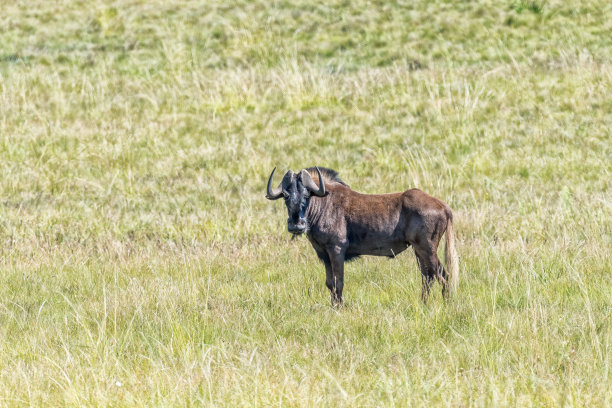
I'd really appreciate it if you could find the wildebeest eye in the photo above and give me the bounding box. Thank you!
[282,191,289,199]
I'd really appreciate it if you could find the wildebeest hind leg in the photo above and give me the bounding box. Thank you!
[414,246,443,303]
[438,263,449,300]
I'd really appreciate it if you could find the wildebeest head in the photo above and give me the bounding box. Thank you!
[266,167,326,235]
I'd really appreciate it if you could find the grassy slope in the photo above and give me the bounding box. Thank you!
[0,0,611,406]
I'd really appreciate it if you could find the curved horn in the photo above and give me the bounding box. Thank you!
[265,167,284,200]
[301,167,326,197]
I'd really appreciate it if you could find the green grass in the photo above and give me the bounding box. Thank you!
[0,0,611,406]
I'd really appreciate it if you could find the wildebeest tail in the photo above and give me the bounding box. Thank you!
[444,213,459,293]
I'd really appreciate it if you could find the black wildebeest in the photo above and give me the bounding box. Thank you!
[265,167,458,306]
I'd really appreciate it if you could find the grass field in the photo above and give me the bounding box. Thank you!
[1,0,611,406]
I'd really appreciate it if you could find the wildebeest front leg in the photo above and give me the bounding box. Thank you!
[323,262,338,306]
[326,246,346,307]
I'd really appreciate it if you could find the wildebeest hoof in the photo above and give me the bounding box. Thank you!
[331,296,343,308]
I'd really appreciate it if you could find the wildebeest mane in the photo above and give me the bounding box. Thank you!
[305,167,349,187]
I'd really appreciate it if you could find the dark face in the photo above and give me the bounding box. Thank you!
[282,172,311,235]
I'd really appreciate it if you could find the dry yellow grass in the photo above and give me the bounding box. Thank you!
[0,0,610,406]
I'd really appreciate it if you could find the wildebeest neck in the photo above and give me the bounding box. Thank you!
[304,182,344,229]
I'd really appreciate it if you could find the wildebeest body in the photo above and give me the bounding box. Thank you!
[266,167,458,305]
